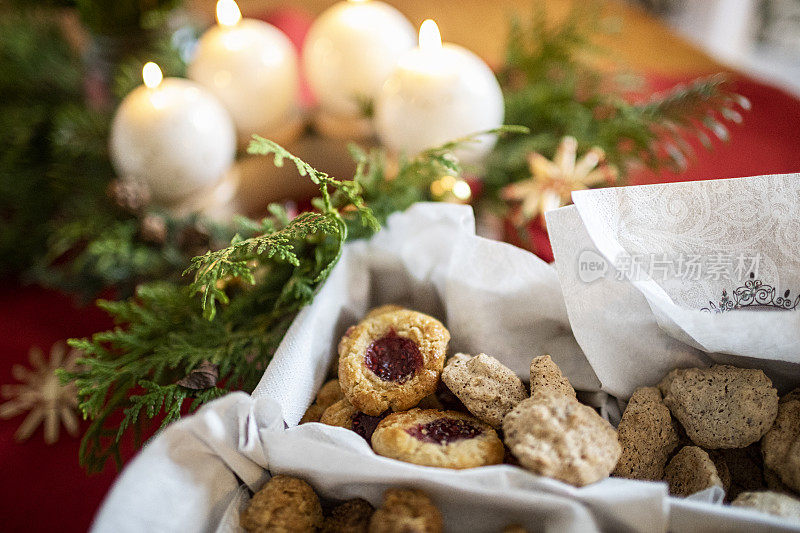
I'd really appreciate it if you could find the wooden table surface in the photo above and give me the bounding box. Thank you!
[187,0,728,76]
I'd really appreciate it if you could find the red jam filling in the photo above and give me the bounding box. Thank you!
[405,417,482,445]
[364,331,423,383]
[351,411,386,441]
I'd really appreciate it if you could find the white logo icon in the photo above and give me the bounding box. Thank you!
[577,250,608,283]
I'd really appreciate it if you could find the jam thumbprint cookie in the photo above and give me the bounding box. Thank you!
[371,409,504,469]
[320,398,388,441]
[339,309,449,416]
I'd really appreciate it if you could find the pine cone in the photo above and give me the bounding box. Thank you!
[139,214,167,244]
[178,222,212,258]
[107,179,151,213]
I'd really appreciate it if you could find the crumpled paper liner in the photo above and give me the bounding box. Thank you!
[92,202,800,533]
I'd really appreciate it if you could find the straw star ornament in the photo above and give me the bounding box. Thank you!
[501,136,618,225]
[0,343,81,444]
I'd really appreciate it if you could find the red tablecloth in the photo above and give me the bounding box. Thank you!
[1,73,799,533]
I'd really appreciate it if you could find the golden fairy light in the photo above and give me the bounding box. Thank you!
[0,343,81,444]
[431,175,472,203]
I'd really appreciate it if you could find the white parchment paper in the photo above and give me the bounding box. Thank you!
[92,202,800,533]
[547,173,800,398]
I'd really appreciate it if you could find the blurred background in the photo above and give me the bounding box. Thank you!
[631,0,800,96]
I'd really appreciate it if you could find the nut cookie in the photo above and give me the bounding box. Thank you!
[321,498,375,533]
[441,353,528,428]
[240,475,323,532]
[371,409,504,469]
[317,379,344,409]
[339,309,450,415]
[664,446,724,497]
[529,355,576,399]
[320,398,387,441]
[708,450,732,494]
[613,387,680,481]
[369,488,443,533]
[765,467,797,495]
[732,491,800,521]
[365,304,405,319]
[762,388,800,493]
[719,444,767,499]
[300,403,326,424]
[503,395,621,486]
[658,365,778,449]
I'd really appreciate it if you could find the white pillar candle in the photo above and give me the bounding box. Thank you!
[375,20,504,164]
[109,62,236,204]
[188,0,300,143]
[303,0,415,119]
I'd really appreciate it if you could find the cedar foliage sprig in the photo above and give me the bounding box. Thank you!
[486,3,750,192]
[65,129,526,473]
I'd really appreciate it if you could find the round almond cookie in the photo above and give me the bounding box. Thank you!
[441,353,527,428]
[613,387,680,481]
[732,491,800,521]
[316,379,344,409]
[369,488,443,533]
[371,408,504,469]
[240,475,323,532]
[321,498,375,533]
[339,309,450,415]
[664,446,724,497]
[503,395,621,486]
[658,365,778,449]
[762,388,800,493]
[320,398,387,441]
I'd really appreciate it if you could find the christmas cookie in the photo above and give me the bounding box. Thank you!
[441,352,528,428]
[300,379,345,424]
[664,446,724,497]
[369,488,443,533]
[240,475,323,532]
[719,445,767,499]
[320,398,387,441]
[503,394,621,486]
[338,309,449,415]
[708,451,732,494]
[321,498,375,533]
[300,403,326,424]
[365,304,405,319]
[765,467,796,495]
[317,379,344,409]
[658,365,778,449]
[761,388,800,493]
[732,491,800,521]
[613,387,680,481]
[371,408,504,469]
[529,355,576,399]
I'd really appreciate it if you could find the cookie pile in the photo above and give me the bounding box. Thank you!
[240,474,443,533]
[290,305,800,525]
[613,364,800,521]
[301,305,621,485]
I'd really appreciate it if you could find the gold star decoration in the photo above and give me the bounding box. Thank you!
[501,136,618,225]
[0,343,81,444]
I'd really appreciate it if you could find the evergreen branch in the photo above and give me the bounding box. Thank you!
[487,3,749,193]
[185,211,338,320]
[67,132,490,473]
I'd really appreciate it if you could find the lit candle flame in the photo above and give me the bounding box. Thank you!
[419,19,442,51]
[142,62,163,89]
[216,0,242,27]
